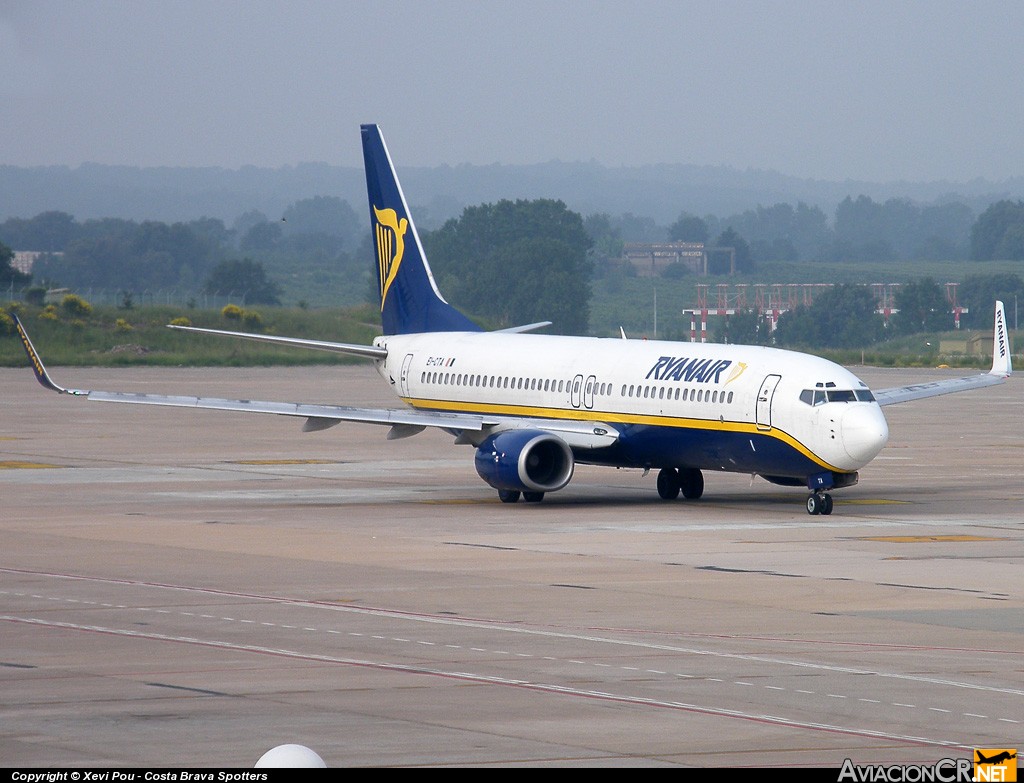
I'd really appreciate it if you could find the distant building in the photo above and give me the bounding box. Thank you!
[12,250,60,274]
[940,333,991,357]
[622,242,735,276]
[623,242,706,276]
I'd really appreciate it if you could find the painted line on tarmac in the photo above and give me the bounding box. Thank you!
[0,614,974,754]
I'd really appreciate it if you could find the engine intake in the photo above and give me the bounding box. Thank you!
[474,430,574,493]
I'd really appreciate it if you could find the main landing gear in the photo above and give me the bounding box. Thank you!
[497,489,545,503]
[656,467,704,501]
[806,491,834,516]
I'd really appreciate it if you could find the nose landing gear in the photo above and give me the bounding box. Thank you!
[806,491,833,516]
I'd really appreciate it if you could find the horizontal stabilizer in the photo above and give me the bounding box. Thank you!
[495,321,552,334]
[167,324,387,359]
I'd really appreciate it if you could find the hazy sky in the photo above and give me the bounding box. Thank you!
[3,1,1023,183]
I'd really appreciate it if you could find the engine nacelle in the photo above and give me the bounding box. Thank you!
[474,430,575,493]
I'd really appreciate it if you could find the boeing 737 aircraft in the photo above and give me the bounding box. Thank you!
[14,125,1013,515]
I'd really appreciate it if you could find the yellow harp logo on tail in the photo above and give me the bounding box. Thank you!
[373,206,408,310]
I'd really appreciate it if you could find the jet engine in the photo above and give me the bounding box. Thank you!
[474,430,575,493]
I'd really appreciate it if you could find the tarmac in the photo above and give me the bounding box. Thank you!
[1,363,1021,768]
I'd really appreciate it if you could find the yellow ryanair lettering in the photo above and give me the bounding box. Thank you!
[373,206,408,310]
[16,321,46,379]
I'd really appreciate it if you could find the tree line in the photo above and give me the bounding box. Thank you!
[586,197,1024,268]
[0,196,367,306]
[716,275,1023,349]
[4,191,1024,341]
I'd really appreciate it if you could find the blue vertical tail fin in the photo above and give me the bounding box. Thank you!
[361,124,480,336]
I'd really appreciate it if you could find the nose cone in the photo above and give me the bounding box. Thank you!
[841,404,889,465]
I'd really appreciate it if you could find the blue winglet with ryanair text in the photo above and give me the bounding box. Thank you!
[12,313,87,395]
[361,124,481,336]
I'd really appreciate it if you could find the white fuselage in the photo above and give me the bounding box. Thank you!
[372,331,889,481]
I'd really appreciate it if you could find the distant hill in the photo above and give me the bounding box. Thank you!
[2,160,1023,228]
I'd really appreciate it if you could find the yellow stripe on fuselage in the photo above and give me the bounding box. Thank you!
[400,396,845,474]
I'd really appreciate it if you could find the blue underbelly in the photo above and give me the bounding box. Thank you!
[577,422,825,478]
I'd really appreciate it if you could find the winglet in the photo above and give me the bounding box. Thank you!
[12,314,88,395]
[990,300,1012,377]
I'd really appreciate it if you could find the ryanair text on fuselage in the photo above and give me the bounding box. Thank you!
[645,356,734,384]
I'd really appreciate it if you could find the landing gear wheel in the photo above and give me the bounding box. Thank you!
[806,493,821,515]
[821,493,834,516]
[523,491,545,503]
[498,489,521,504]
[679,468,704,500]
[806,491,834,515]
[657,468,681,500]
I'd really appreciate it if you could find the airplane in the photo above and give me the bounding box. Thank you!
[975,751,1016,765]
[12,124,1014,515]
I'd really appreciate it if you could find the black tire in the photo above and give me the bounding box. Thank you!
[523,491,545,503]
[806,494,821,515]
[498,489,521,504]
[656,468,681,500]
[680,468,704,500]
[821,493,834,515]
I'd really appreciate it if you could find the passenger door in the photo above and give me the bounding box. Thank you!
[756,374,781,431]
[400,353,414,397]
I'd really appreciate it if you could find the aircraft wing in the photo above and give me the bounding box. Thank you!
[13,314,619,448]
[873,301,1012,406]
[873,372,1007,406]
[14,314,480,434]
[83,390,488,434]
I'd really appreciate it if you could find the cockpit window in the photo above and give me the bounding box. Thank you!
[801,388,874,405]
[799,389,828,406]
